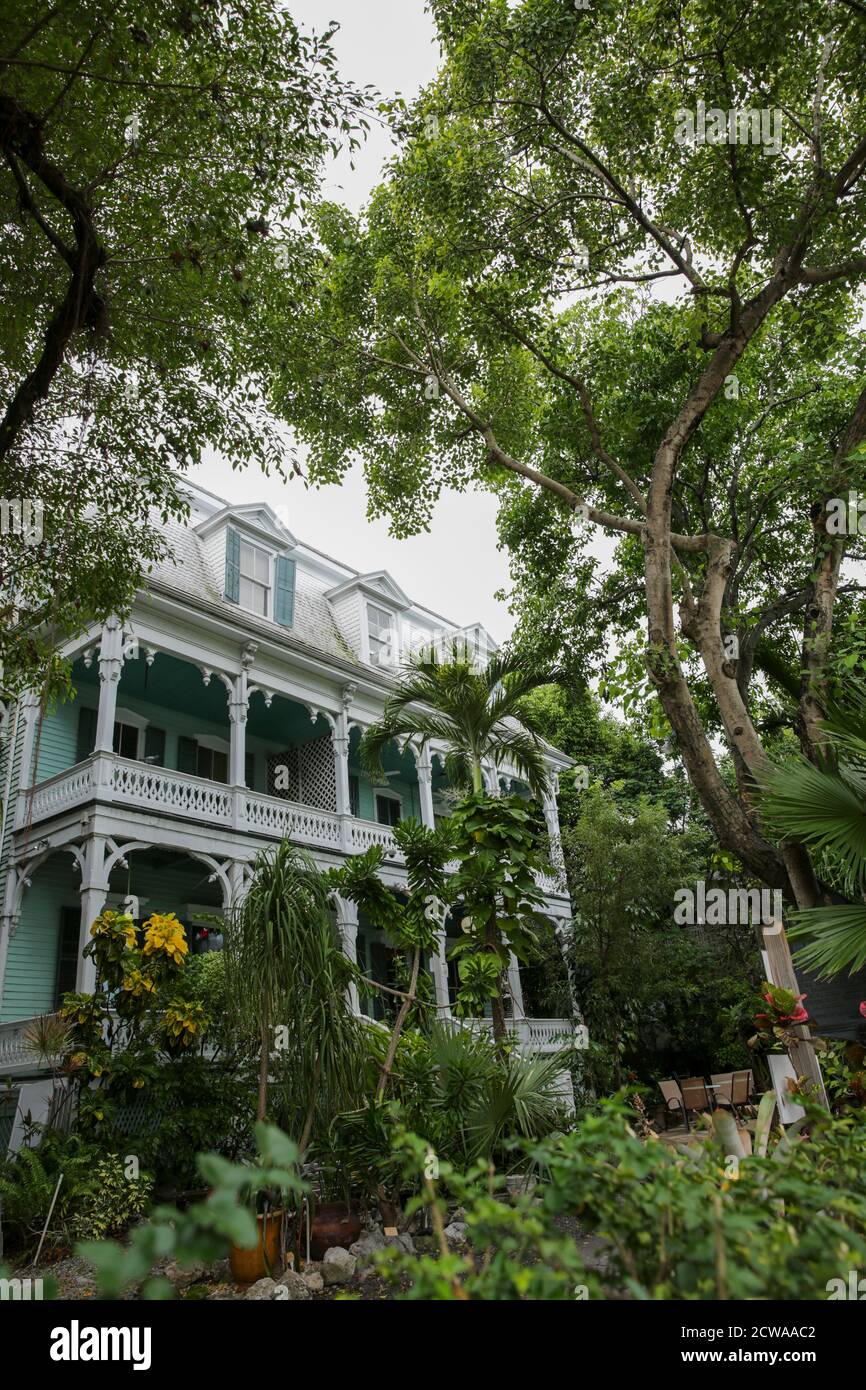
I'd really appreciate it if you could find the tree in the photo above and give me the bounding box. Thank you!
[360,646,562,798]
[0,1,367,698]
[224,841,361,1137]
[326,819,454,1097]
[280,0,866,1098]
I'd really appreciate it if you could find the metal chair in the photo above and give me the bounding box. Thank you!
[709,1072,734,1106]
[658,1079,688,1130]
[730,1069,753,1109]
[679,1076,713,1118]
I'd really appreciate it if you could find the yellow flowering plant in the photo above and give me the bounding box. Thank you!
[142,912,189,969]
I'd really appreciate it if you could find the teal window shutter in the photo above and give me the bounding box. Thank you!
[177,736,198,775]
[76,705,97,761]
[225,526,240,603]
[144,726,166,767]
[275,553,296,627]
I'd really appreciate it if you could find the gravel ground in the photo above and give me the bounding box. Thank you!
[21,1216,613,1302]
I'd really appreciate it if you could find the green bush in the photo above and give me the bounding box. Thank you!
[67,1155,153,1242]
[373,1099,866,1300]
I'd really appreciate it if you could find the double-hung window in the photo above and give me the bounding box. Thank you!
[368,603,395,667]
[239,540,270,616]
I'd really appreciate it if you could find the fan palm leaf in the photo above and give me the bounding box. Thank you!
[360,647,563,799]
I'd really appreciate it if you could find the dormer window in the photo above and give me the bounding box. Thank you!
[223,524,296,627]
[239,539,270,617]
[368,603,396,667]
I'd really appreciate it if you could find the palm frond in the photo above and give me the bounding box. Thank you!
[788,903,866,978]
[759,756,866,886]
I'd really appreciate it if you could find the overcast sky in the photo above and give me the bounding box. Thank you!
[198,1,518,639]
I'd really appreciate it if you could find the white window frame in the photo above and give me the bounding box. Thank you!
[375,790,402,827]
[113,707,150,762]
[238,537,273,618]
[366,602,399,668]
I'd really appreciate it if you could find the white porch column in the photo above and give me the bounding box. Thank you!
[94,616,124,754]
[77,835,110,992]
[335,895,360,1015]
[229,670,249,786]
[507,952,525,1021]
[542,774,564,872]
[416,750,451,1016]
[333,689,355,852]
[0,863,27,1008]
[17,689,42,791]
[415,749,435,828]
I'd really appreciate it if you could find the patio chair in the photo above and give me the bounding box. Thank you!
[709,1072,734,1106]
[658,1079,688,1131]
[679,1076,713,1116]
[730,1069,753,1109]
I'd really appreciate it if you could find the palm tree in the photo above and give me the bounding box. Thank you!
[360,645,562,798]
[224,841,363,1142]
[758,686,866,977]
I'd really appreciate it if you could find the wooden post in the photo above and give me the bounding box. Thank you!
[763,920,829,1109]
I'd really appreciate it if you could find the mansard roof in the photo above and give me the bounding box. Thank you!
[326,569,412,610]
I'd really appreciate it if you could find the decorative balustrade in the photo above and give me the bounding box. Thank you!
[0,1016,37,1073]
[467,1018,587,1054]
[15,755,568,900]
[244,792,343,849]
[112,759,234,823]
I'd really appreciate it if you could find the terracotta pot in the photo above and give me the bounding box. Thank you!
[306,1202,362,1261]
[229,1209,284,1285]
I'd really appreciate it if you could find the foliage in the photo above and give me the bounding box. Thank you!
[0,1131,150,1257]
[447,793,551,1036]
[325,819,454,1097]
[374,1099,866,1300]
[556,787,754,1088]
[360,646,562,798]
[77,1123,305,1300]
[0,0,368,698]
[223,840,364,1139]
[66,1155,153,1243]
[326,1022,569,1209]
[751,982,812,1053]
[280,0,866,937]
[57,908,254,1189]
[759,685,866,976]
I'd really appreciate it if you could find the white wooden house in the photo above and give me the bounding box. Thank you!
[0,481,577,1123]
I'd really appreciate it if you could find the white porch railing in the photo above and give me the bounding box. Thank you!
[0,1016,37,1075]
[467,1018,587,1054]
[14,755,568,898]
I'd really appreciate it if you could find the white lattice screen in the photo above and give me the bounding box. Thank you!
[266,738,336,812]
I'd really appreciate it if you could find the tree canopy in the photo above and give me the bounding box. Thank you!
[0,0,368,697]
[279,0,866,928]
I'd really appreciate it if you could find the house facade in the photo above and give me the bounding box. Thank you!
[0,481,576,1095]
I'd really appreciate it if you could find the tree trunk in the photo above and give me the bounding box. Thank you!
[257,1009,270,1122]
[376,947,421,1100]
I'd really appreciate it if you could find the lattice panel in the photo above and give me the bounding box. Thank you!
[298,736,337,812]
[267,748,300,801]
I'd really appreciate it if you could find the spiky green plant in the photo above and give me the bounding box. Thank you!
[758,686,866,976]
[223,841,363,1145]
[360,645,563,798]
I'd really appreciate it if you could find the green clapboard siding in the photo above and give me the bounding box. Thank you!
[0,857,80,1023]
[36,696,83,781]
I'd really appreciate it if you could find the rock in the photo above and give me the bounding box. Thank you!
[245,1277,278,1300]
[301,1270,324,1295]
[275,1269,312,1301]
[322,1246,357,1286]
[412,1234,437,1254]
[449,1206,468,1223]
[443,1222,469,1247]
[384,1231,415,1254]
[350,1228,387,1264]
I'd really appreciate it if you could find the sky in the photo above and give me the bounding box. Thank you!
[198,1,519,639]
